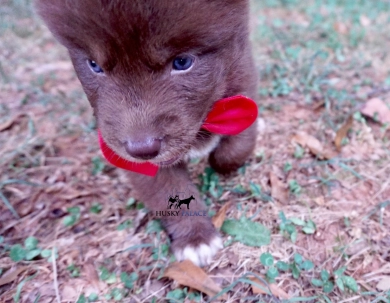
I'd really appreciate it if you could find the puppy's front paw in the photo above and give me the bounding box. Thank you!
[174,236,223,266]
[167,219,223,266]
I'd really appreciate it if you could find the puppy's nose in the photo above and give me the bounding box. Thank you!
[124,137,161,160]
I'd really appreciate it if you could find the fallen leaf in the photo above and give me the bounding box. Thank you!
[212,202,231,229]
[62,285,79,301]
[334,115,353,151]
[313,196,325,206]
[313,100,325,112]
[361,98,390,124]
[269,171,288,204]
[0,114,26,132]
[376,276,390,291]
[58,190,92,200]
[334,22,348,34]
[83,262,102,290]
[218,190,230,201]
[45,182,66,193]
[163,260,222,297]
[249,277,290,299]
[292,132,322,153]
[0,266,29,286]
[292,132,335,160]
[345,239,369,256]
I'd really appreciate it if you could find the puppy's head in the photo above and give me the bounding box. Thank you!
[35,0,250,165]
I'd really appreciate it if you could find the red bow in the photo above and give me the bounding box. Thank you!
[98,95,257,177]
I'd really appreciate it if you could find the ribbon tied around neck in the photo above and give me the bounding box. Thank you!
[98,95,258,177]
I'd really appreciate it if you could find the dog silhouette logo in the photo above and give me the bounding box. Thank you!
[167,195,195,209]
[155,189,205,217]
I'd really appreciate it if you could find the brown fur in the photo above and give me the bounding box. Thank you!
[35,0,258,263]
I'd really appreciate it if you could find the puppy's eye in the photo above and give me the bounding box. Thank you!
[172,56,193,71]
[87,60,104,74]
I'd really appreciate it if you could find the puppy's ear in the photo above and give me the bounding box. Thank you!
[34,0,85,49]
[34,0,67,46]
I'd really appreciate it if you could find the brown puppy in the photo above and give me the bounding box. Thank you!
[35,0,258,266]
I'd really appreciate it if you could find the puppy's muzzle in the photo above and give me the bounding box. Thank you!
[124,137,162,160]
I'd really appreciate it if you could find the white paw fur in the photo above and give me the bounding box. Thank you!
[174,236,223,267]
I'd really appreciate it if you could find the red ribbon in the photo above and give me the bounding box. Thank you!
[98,95,257,177]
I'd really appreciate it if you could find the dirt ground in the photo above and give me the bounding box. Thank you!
[0,1,389,302]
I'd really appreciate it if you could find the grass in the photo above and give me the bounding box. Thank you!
[0,0,390,302]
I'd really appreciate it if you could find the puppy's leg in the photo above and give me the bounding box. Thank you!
[209,121,257,174]
[129,163,222,266]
